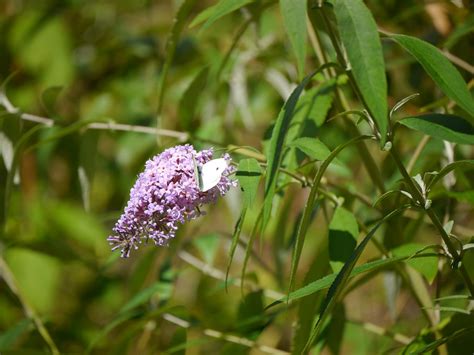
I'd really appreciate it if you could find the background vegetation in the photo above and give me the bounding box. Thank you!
[1,0,473,353]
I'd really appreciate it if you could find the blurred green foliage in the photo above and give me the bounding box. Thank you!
[0,0,473,354]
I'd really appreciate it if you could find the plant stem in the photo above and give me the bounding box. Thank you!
[390,149,474,297]
[406,135,430,174]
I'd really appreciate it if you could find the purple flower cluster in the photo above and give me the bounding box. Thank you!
[108,144,235,257]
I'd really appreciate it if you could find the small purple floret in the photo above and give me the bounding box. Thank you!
[108,144,236,257]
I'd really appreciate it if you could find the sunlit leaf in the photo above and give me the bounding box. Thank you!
[392,243,438,284]
[194,233,220,265]
[263,64,337,233]
[328,207,358,272]
[5,248,61,314]
[280,0,307,80]
[120,282,173,314]
[288,135,372,298]
[236,158,262,208]
[332,0,388,144]
[392,34,474,120]
[190,0,255,29]
[288,137,332,161]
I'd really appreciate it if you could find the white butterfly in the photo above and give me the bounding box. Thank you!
[193,157,228,192]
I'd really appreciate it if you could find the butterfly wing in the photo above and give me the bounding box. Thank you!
[192,155,204,190]
[200,158,227,192]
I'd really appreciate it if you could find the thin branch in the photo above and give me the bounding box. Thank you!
[0,92,189,140]
[406,135,431,174]
[442,50,474,75]
[162,312,290,354]
[347,319,413,345]
[177,251,284,301]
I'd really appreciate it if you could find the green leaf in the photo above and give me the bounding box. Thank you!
[157,0,197,136]
[325,303,346,355]
[47,202,109,255]
[303,207,407,352]
[444,16,474,49]
[5,248,61,314]
[399,114,474,145]
[236,158,262,208]
[292,247,329,354]
[226,207,247,288]
[427,160,474,189]
[287,135,372,298]
[288,137,332,161]
[268,245,435,308]
[263,64,336,232]
[40,86,63,118]
[408,327,474,354]
[236,290,266,335]
[308,91,334,127]
[328,207,358,273]
[190,0,254,29]
[280,0,307,80]
[0,318,32,350]
[392,243,438,284]
[120,282,172,314]
[447,190,474,205]
[240,208,262,291]
[11,14,75,87]
[178,67,209,131]
[167,328,187,355]
[194,233,220,264]
[333,0,388,144]
[391,34,474,120]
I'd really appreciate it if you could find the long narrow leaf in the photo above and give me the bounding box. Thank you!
[303,206,409,352]
[190,0,254,29]
[427,160,474,190]
[263,63,338,233]
[399,114,474,145]
[288,135,373,297]
[391,34,474,121]
[332,0,388,144]
[267,249,439,309]
[410,327,474,354]
[280,0,307,80]
[226,207,247,290]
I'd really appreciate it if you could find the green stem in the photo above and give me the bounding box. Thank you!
[390,149,474,298]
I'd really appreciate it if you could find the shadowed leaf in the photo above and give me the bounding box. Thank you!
[399,114,474,145]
